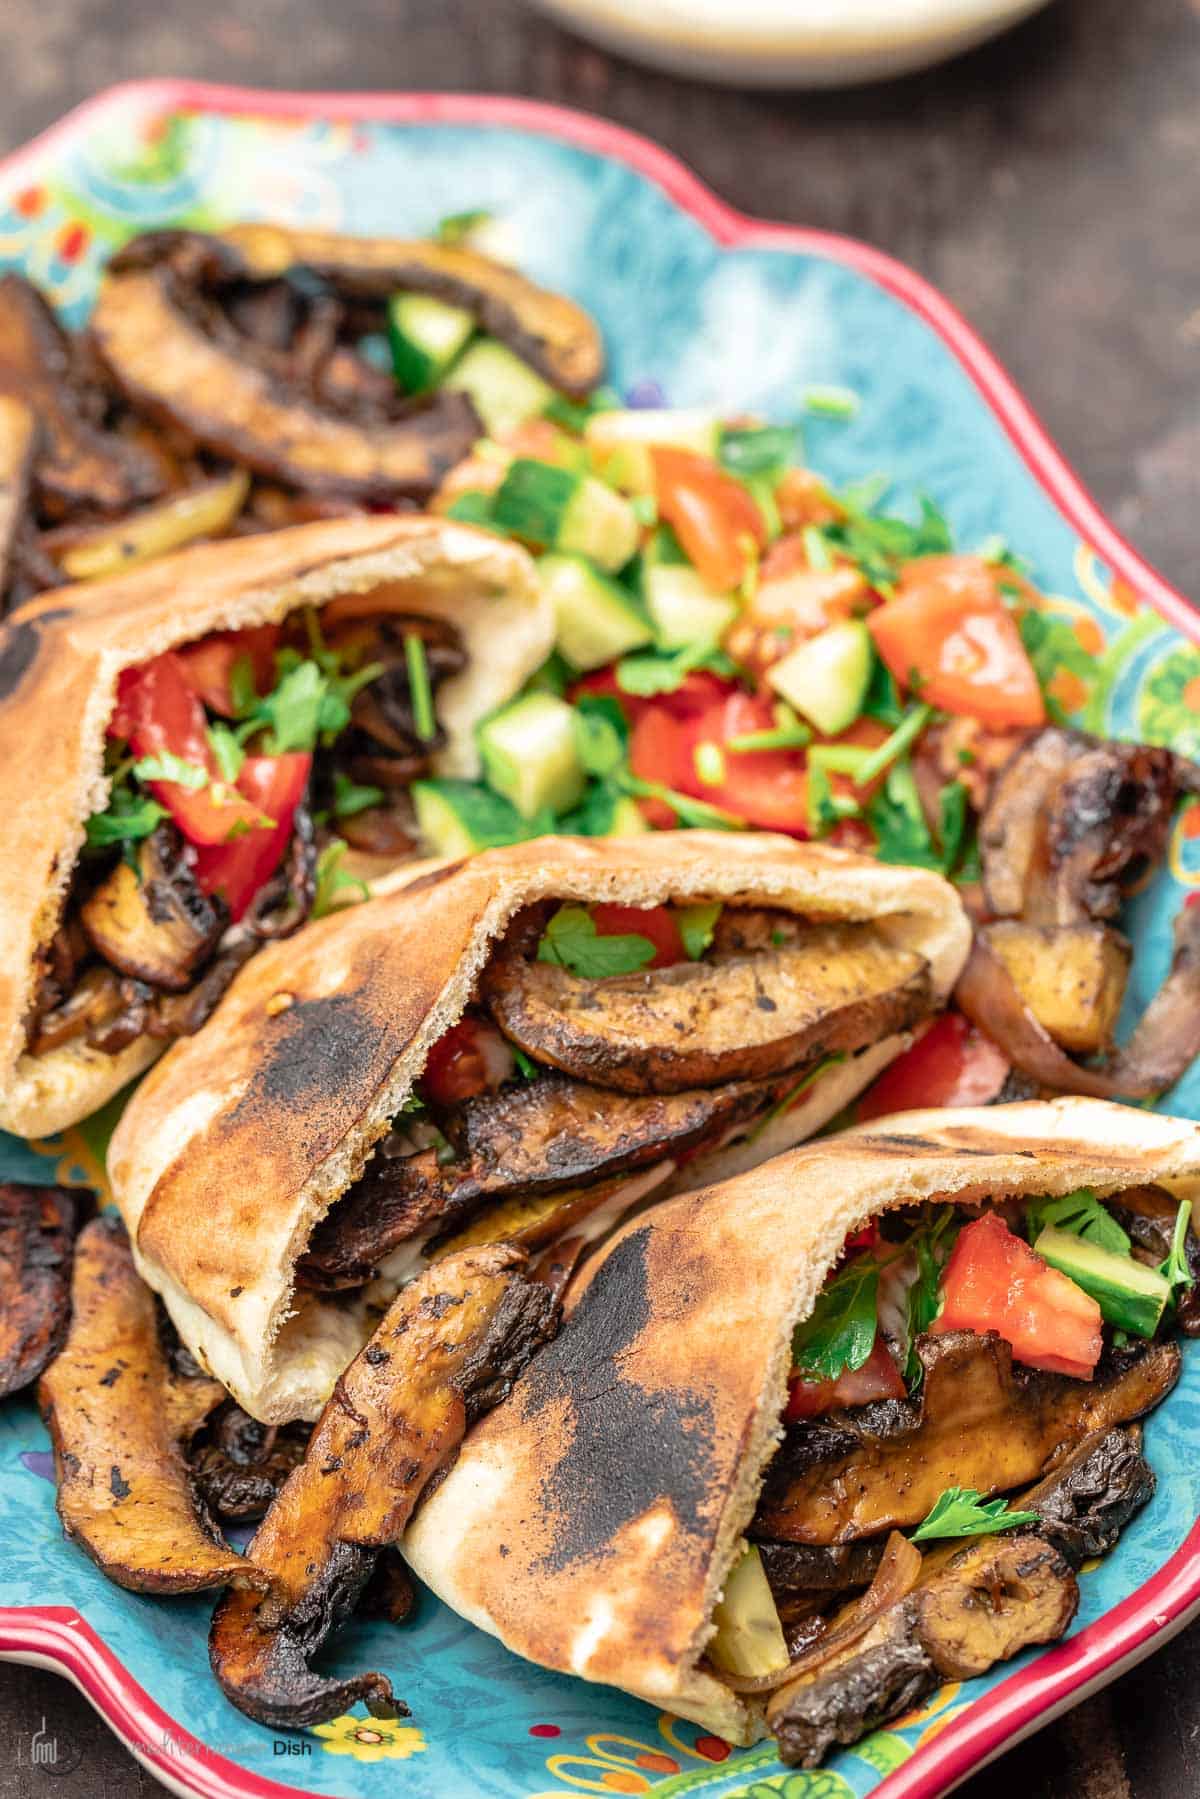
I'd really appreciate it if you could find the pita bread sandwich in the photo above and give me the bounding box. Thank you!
[404,1097,1200,1765]
[107,832,970,1423]
[0,514,551,1138]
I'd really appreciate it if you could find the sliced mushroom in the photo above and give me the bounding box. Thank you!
[0,1183,85,1397]
[980,728,1200,925]
[484,918,932,1095]
[767,1534,1077,1769]
[755,1329,1180,1545]
[981,920,1131,1055]
[80,824,225,991]
[915,1533,1078,1680]
[26,963,126,1056]
[1021,1425,1155,1567]
[297,1067,782,1290]
[91,262,480,501]
[213,222,604,394]
[0,392,37,607]
[209,1245,558,1727]
[0,273,164,516]
[188,1403,311,1524]
[38,1215,264,1594]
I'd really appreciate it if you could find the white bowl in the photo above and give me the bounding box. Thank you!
[525,0,1053,87]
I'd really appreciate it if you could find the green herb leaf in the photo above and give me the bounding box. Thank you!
[720,424,800,478]
[512,1045,540,1081]
[677,902,722,961]
[867,762,943,870]
[1158,1199,1194,1299]
[227,654,260,720]
[903,1206,959,1386]
[435,207,493,246]
[130,750,209,791]
[807,760,860,838]
[792,1252,878,1382]
[84,791,168,849]
[615,639,735,698]
[862,657,906,727]
[1019,611,1096,724]
[312,840,370,919]
[802,384,860,419]
[206,723,244,784]
[404,632,437,743]
[937,779,969,873]
[617,772,746,830]
[573,694,629,778]
[331,771,386,819]
[536,905,657,979]
[1025,1188,1132,1257]
[853,705,933,787]
[911,1487,1039,1545]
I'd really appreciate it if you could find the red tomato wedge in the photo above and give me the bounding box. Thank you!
[868,555,1046,728]
[652,447,767,592]
[110,653,271,846]
[419,1016,518,1106]
[785,1334,906,1420]
[191,752,310,922]
[588,903,685,968]
[630,689,811,834]
[857,1013,1010,1120]
[930,1212,1102,1378]
[175,624,281,718]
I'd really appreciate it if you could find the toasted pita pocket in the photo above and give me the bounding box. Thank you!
[108,833,970,1422]
[403,1097,1200,1744]
[0,516,550,1138]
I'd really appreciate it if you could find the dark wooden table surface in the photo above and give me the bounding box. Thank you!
[2,1,1199,1793]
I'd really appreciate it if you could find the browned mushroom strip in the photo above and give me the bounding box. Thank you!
[980,921,1131,1056]
[0,1183,84,1396]
[80,824,226,991]
[484,920,931,1095]
[298,1067,781,1289]
[0,393,36,604]
[755,1330,1180,1545]
[0,273,164,515]
[1103,899,1200,1098]
[38,1215,263,1594]
[209,1245,558,1728]
[91,266,480,500]
[213,222,604,395]
[41,468,250,582]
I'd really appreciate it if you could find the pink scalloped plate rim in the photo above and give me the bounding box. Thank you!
[1,80,1198,1799]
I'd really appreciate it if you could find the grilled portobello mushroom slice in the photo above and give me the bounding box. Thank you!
[80,823,226,991]
[484,915,932,1095]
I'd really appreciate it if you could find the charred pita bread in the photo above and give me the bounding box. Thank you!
[0,516,550,1138]
[107,832,970,1422]
[403,1097,1200,1745]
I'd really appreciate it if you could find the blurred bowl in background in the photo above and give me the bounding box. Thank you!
[524,0,1052,87]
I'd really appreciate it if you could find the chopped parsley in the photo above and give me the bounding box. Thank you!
[615,640,735,698]
[1025,1188,1132,1258]
[912,1488,1039,1544]
[312,840,370,919]
[1158,1199,1195,1300]
[331,771,386,819]
[131,751,208,790]
[536,905,657,979]
[792,1250,878,1384]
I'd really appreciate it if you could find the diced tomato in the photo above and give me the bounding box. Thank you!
[110,652,270,846]
[930,1212,1102,1379]
[589,903,685,968]
[191,752,310,922]
[176,624,281,717]
[630,689,811,835]
[420,1016,516,1107]
[857,1013,1010,1120]
[868,555,1045,729]
[775,467,844,532]
[652,447,767,592]
[785,1335,905,1420]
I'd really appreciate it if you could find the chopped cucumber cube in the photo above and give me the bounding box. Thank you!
[604,795,651,836]
[443,338,554,437]
[1034,1225,1172,1338]
[707,1545,789,1680]
[411,779,528,856]
[538,553,653,670]
[587,412,721,495]
[493,459,639,572]
[387,292,475,394]
[767,619,872,736]
[644,563,738,650]
[477,692,585,820]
